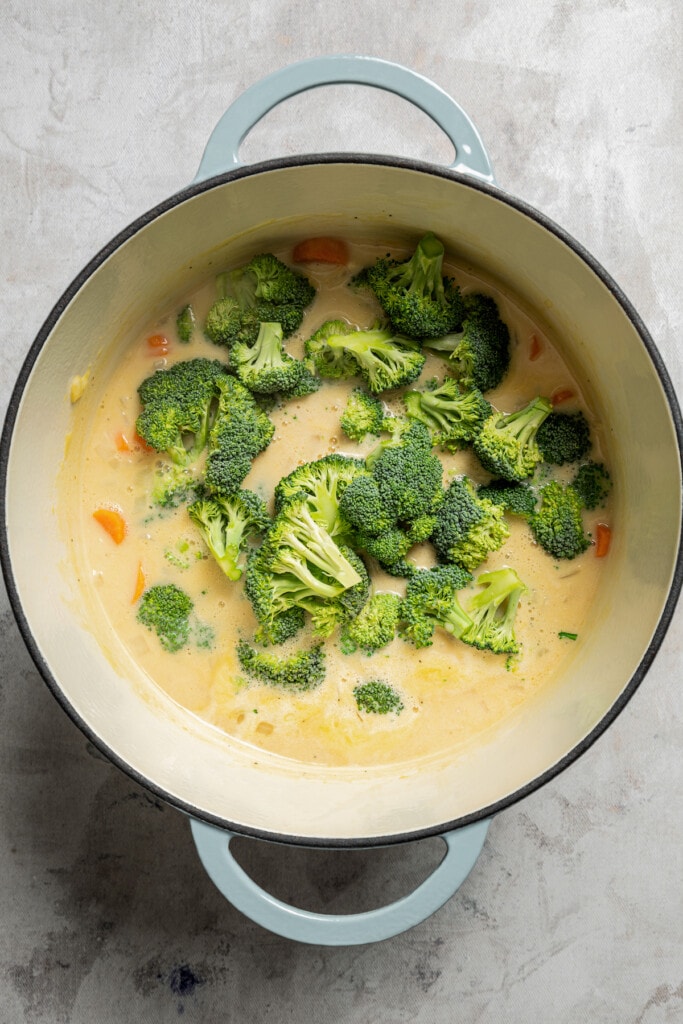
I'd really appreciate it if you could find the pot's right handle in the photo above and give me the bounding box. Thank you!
[194,55,495,184]
[190,817,490,946]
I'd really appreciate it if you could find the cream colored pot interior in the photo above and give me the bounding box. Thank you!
[6,162,680,841]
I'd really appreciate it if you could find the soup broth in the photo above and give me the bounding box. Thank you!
[62,240,612,768]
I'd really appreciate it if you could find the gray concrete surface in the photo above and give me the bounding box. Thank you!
[1,1,682,1021]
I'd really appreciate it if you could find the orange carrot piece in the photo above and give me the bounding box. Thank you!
[147,333,170,354]
[529,335,542,361]
[93,508,127,545]
[551,387,575,406]
[115,431,132,452]
[595,523,612,558]
[131,562,146,603]
[292,237,349,264]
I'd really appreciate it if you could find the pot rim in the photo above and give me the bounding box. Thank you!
[2,152,682,849]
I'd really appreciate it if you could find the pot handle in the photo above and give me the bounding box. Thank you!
[194,55,494,184]
[190,816,490,946]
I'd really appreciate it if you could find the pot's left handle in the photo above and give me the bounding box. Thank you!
[190,817,490,946]
[194,55,494,183]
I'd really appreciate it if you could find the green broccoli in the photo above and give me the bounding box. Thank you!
[203,375,275,497]
[461,568,527,655]
[529,481,591,560]
[477,479,538,518]
[536,410,591,465]
[353,680,404,715]
[245,495,368,640]
[341,387,385,442]
[341,592,402,655]
[403,378,492,451]
[338,473,396,538]
[353,526,414,569]
[228,253,316,312]
[353,233,464,339]
[424,293,511,393]
[230,321,320,396]
[135,358,228,466]
[431,477,509,572]
[473,396,553,482]
[137,584,194,653]
[176,304,195,343]
[206,254,315,346]
[368,420,444,525]
[273,454,365,537]
[236,639,326,692]
[150,462,200,509]
[400,565,473,648]
[188,490,270,580]
[304,320,361,379]
[572,461,612,510]
[306,321,425,394]
[204,295,259,348]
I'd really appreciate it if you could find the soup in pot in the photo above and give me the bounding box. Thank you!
[61,237,613,768]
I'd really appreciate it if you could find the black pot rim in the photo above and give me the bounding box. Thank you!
[2,152,682,849]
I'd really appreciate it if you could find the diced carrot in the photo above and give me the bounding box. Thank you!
[147,333,170,354]
[292,237,349,264]
[131,562,146,603]
[115,431,132,453]
[529,335,542,361]
[93,508,127,545]
[595,523,612,557]
[551,387,575,406]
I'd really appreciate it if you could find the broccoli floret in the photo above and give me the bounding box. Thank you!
[354,526,413,568]
[265,497,363,592]
[477,479,537,518]
[203,375,275,497]
[536,410,591,465]
[176,304,195,343]
[431,477,509,572]
[306,321,425,394]
[400,565,473,648]
[369,420,444,525]
[404,378,492,451]
[231,253,316,311]
[341,592,402,654]
[137,584,194,653]
[250,457,370,635]
[204,296,260,348]
[363,415,412,470]
[529,481,591,560]
[380,557,419,579]
[353,680,404,715]
[338,474,395,538]
[426,293,511,393]
[473,396,553,482]
[461,568,527,655]
[188,490,270,580]
[274,454,365,537]
[151,462,200,509]
[572,461,612,510]
[136,358,229,466]
[341,387,385,442]
[304,320,361,379]
[354,233,464,339]
[245,495,366,640]
[230,321,320,396]
[205,254,315,347]
[236,639,325,692]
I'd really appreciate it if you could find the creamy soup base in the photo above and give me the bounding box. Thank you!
[63,240,612,768]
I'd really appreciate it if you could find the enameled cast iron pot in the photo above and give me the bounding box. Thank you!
[2,57,682,945]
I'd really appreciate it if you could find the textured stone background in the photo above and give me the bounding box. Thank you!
[1,2,682,1021]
